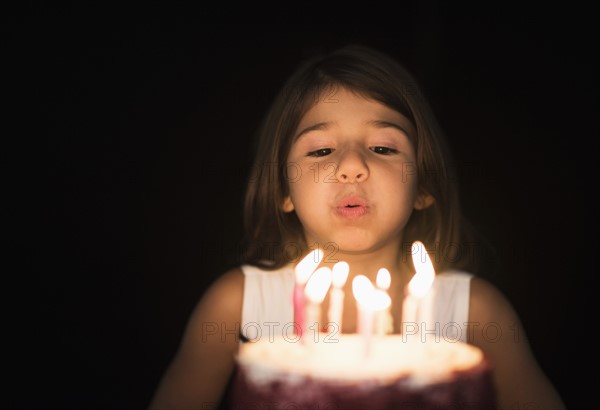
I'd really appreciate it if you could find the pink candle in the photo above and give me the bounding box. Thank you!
[293,248,324,336]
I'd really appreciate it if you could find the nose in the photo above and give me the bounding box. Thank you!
[335,149,369,183]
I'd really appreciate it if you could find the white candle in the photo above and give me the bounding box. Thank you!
[353,275,391,357]
[294,248,324,336]
[416,286,436,334]
[401,241,436,336]
[304,266,332,343]
[401,291,419,335]
[375,267,393,335]
[353,275,374,356]
[327,261,349,334]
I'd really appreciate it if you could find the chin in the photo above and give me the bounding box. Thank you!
[309,229,391,255]
[329,239,378,255]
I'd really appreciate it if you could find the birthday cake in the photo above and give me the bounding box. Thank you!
[228,333,497,410]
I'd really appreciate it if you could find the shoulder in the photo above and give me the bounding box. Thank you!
[174,267,245,349]
[193,267,245,322]
[206,267,245,300]
[148,267,246,408]
[468,276,516,326]
[467,276,527,352]
[466,280,567,409]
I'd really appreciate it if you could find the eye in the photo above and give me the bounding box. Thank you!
[370,146,399,155]
[307,148,334,157]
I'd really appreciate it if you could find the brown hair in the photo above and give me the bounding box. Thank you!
[241,44,482,274]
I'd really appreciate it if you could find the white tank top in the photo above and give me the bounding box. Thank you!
[240,264,473,343]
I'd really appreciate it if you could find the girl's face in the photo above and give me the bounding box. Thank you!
[283,86,431,257]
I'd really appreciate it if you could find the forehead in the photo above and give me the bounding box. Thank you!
[296,87,415,136]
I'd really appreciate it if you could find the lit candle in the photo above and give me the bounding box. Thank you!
[294,248,324,337]
[327,261,349,334]
[375,267,393,335]
[353,275,391,357]
[304,266,332,343]
[401,241,436,336]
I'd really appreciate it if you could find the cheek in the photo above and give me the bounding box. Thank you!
[398,161,418,185]
[283,161,304,184]
[288,174,318,206]
[288,160,327,190]
[385,162,418,187]
[287,169,331,218]
[378,167,420,208]
[288,160,338,185]
[398,161,419,192]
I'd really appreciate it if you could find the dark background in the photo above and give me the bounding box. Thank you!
[7,4,596,409]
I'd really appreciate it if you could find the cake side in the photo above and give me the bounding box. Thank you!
[227,334,497,410]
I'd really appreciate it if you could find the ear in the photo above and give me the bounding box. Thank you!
[414,192,435,210]
[282,195,295,213]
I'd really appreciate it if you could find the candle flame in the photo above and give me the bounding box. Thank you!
[408,241,436,298]
[376,268,391,290]
[304,267,332,303]
[352,275,374,305]
[353,275,391,310]
[332,261,350,288]
[373,289,392,310]
[295,248,324,284]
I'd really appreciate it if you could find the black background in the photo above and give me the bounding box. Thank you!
[7,4,596,409]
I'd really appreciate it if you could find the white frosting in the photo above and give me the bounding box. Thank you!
[236,334,483,387]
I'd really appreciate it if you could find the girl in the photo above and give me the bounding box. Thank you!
[149,45,565,409]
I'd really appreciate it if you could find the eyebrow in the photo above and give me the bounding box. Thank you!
[295,119,412,141]
[366,120,412,137]
[294,122,332,141]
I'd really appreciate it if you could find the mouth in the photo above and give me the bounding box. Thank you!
[335,195,369,218]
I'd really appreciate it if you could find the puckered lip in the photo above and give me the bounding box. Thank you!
[335,195,368,209]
